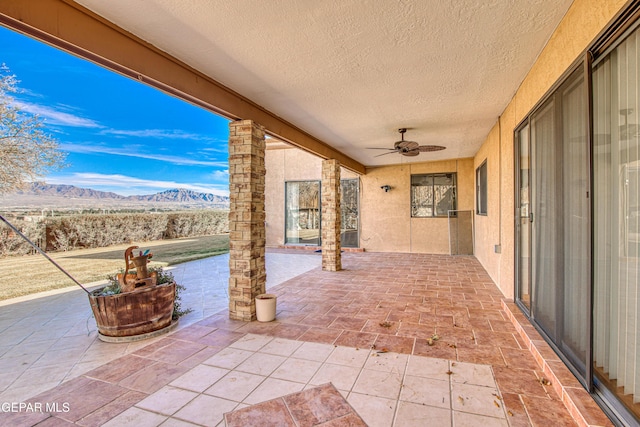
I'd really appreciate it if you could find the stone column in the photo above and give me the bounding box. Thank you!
[321,159,342,271]
[228,120,266,321]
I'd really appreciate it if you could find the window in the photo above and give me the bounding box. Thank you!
[285,179,360,247]
[476,161,487,215]
[340,179,359,248]
[411,173,456,217]
[285,181,320,245]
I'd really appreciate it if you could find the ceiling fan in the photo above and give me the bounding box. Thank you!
[368,128,445,157]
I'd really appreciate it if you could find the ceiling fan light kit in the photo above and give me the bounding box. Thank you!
[369,128,446,157]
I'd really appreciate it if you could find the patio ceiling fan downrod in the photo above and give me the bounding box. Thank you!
[0,214,90,294]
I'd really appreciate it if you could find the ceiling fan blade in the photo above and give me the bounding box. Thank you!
[374,151,400,157]
[366,147,397,150]
[417,145,446,152]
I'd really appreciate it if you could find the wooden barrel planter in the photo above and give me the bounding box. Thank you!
[88,282,176,339]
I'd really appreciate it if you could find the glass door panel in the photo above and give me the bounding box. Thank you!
[592,28,640,422]
[531,99,559,340]
[285,181,320,245]
[340,179,359,248]
[560,74,589,375]
[517,125,531,311]
[515,67,589,382]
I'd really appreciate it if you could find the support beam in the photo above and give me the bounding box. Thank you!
[228,120,266,321]
[321,159,342,271]
[0,0,365,175]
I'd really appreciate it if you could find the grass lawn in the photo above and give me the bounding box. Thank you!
[0,234,229,301]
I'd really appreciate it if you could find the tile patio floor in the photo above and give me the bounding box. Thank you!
[0,250,613,426]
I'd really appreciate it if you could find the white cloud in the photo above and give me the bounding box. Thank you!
[59,143,227,167]
[12,100,102,128]
[46,173,229,197]
[101,128,209,140]
[211,169,229,180]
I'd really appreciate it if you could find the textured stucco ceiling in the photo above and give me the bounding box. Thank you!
[74,0,573,167]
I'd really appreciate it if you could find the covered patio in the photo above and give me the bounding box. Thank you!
[0,0,637,425]
[0,251,610,426]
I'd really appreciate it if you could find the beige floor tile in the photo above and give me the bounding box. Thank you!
[270,357,322,383]
[394,401,452,426]
[347,392,397,427]
[159,417,200,426]
[169,364,229,392]
[400,375,451,409]
[290,341,335,362]
[405,354,451,381]
[229,333,273,351]
[0,371,19,392]
[172,394,238,426]
[202,347,253,370]
[309,363,361,391]
[205,371,265,402]
[102,407,168,427]
[135,386,199,416]
[326,346,369,368]
[0,380,61,403]
[258,337,303,356]
[9,364,70,389]
[450,361,496,388]
[453,411,509,427]
[352,368,403,400]
[2,339,56,357]
[0,352,42,371]
[235,352,286,376]
[364,351,409,374]
[243,377,305,405]
[451,382,504,418]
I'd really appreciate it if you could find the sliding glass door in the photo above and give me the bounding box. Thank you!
[515,12,640,424]
[592,26,640,421]
[515,66,590,382]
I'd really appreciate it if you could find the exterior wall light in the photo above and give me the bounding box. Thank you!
[381,185,391,192]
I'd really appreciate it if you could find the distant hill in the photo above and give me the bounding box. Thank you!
[129,188,229,204]
[23,183,127,200]
[1,183,229,209]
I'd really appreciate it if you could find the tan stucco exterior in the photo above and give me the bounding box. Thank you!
[361,159,474,253]
[266,146,474,255]
[473,0,628,298]
[267,0,631,299]
[265,145,357,247]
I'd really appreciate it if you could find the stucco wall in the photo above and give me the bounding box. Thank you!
[360,159,474,254]
[473,124,501,279]
[473,0,628,298]
[264,146,357,247]
[265,146,473,254]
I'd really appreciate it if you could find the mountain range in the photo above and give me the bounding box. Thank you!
[1,183,230,209]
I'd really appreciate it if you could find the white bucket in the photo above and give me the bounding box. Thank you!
[255,294,277,322]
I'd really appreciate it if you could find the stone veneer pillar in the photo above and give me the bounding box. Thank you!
[321,159,342,271]
[228,120,266,321]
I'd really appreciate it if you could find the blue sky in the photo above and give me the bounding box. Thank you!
[1,25,231,197]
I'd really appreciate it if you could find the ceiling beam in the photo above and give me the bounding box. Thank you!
[0,0,365,174]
